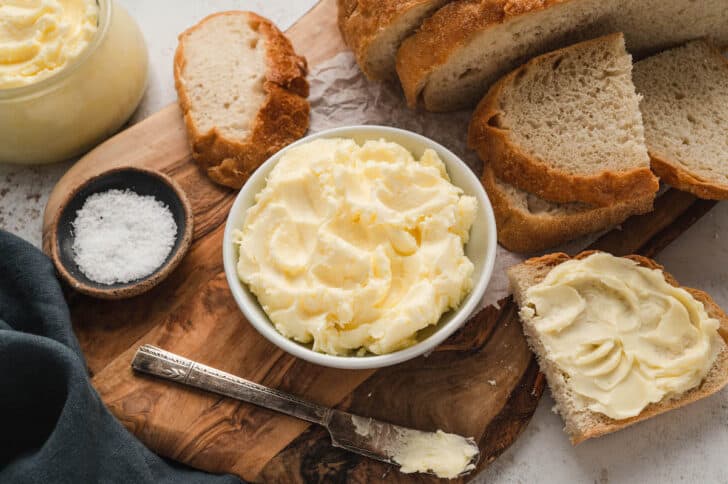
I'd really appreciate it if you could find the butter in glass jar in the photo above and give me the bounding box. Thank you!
[0,0,148,164]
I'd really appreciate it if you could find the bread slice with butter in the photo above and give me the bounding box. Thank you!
[633,39,728,200]
[468,33,659,207]
[482,165,653,254]
[509,251,728,444]
[174,11,310,189]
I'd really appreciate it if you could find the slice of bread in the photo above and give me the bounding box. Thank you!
[508,251,728,444]
[174,12,310,189]
[396,0,728,112]
[633,40,728,200]
[337,0,451,80]
[468,33,659,207]
[482,165,653,254]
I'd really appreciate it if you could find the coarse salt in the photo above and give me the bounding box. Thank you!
[71,189,177,285]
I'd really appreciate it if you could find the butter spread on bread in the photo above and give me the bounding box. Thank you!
[519,252,721,420]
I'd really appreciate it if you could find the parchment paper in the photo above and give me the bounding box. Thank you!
[307,52,594,309]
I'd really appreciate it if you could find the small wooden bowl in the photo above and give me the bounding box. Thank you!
[49,166,193,299]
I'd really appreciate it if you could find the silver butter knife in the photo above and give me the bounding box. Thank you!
[131,344,479,478]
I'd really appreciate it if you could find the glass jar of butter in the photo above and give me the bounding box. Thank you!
[0,0,148,164]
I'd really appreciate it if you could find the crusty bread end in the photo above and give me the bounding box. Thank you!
[508,251,728,445]
[174,11,310,189]
[337,0,451,81]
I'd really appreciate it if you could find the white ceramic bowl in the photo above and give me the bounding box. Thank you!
[223,125,497,369]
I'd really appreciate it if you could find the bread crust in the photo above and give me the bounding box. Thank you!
[396,0,569,110]
[649,150,728,200]
[174,11,310,189]
[483,165,653,253]
[509,251,728,445]
[338,0,448,80]
[468,35,660,207]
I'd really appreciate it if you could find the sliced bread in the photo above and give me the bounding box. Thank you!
[468,33,658,207]
[508,251,728,444]
[633,40,728,200]
[337,0,451,80]
[482,165,653,254]
[174,12,310,189]
[396,0,728,111]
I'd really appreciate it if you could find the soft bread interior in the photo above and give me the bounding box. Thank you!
[489,34,649,176]
[633,40,728,190]
[178,14,267,140]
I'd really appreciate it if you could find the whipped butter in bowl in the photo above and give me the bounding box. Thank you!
[0,0,148,164]
[0,0,99,89]
[223,126,497,369]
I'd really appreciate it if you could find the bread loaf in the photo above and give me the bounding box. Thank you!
[175,12,310,189]
[396,0,728,111]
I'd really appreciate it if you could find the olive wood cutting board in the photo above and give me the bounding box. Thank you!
[41,0,718,481]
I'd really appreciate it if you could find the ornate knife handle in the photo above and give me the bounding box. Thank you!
[132,344,331,425]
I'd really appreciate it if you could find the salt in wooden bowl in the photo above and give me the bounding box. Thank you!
[49,166,193,299]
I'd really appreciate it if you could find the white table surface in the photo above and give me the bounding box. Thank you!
[1,1,726,482]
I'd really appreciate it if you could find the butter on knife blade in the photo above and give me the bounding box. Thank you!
[345,415,479,478]
[131,344,480,479]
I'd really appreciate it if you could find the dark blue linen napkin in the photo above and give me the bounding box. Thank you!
[0,230,241,484]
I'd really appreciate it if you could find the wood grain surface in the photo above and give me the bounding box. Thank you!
[41,0,718,482]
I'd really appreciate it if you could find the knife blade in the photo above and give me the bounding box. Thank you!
[131,344,479,478]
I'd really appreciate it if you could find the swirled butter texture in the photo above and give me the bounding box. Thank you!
[521,253,721,420]
[234,138,476,356]
[0,0,99,89]
[388,430,478,478]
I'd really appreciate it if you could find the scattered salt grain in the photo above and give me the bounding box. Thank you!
[71,189,177,285]
[488,380,496,386]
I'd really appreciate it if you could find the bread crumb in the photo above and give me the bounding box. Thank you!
[488,379,497,386]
